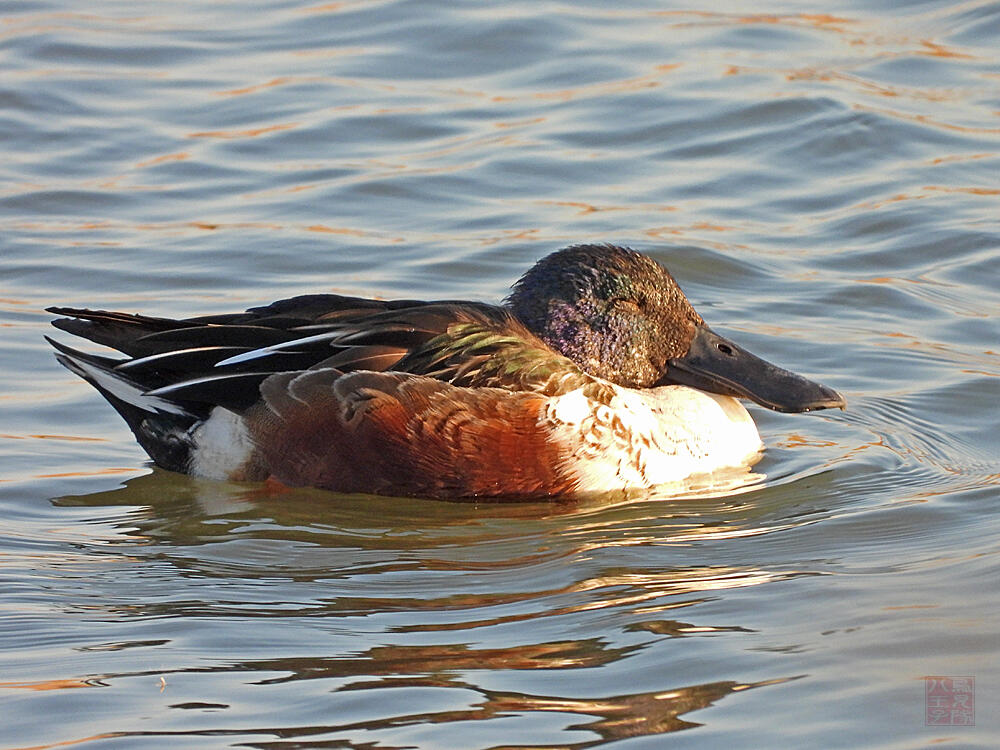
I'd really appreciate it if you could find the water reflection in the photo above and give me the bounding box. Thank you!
[54,474,817,612]
[53,468,833,571]
[253,676,791,748]
[14,672,790,750]
[243,639,636,686]
[40,472,823,746]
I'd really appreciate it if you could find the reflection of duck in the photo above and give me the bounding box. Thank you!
[228,643,785,746]
[47,244,843,499]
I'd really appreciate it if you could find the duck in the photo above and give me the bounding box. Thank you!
[47,244,844,500]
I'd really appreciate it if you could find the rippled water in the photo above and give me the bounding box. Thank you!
[2,1,998,748]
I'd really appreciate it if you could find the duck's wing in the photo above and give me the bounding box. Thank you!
[392,317,596,395]
[47,294,425,359]
[48,295,596,414]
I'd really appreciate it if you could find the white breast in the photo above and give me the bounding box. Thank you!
[541,384,763,493]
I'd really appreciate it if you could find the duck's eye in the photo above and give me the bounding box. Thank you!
[609,297,641,313]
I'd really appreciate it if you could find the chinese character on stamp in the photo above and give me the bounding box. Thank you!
[925,676,974,726]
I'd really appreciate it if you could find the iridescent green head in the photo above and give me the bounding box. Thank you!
[507,244,703,388]
[507,244,845,412]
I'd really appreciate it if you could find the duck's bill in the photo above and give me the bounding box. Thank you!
[664,324,846,413]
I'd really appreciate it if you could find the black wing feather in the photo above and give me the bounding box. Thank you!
[146,372,282,412]
[49,296,511,409]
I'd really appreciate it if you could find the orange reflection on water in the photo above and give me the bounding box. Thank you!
[297,2,347,14]
[785,68,958,103]
[494,116,545,129]
[929,152,996,166]
[33,467,136,479]
[134,151,190,168]
[5,733,123,750]
[491,64,681,104]
[4,732,122,750]
[922,184,1000,196]
[539,199,678,216]
[643,222,734,240]
[780,433,838,449]
[215,75,310,97]
[0,434,107,442]
[476,227,543,246]
[854,104,1000,136]
[918,39,975,60]
[188,122,299,139]
[0,678,97,691]
[849,190,925,212]
[305,224,369,236]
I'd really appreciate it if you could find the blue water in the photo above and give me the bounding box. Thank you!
[2,1,998,748]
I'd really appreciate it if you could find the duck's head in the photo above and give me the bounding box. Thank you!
[507,244,845,413]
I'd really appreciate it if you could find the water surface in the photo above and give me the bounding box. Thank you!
[2,1,998,748]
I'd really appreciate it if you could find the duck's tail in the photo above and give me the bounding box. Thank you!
[47,335,203,473]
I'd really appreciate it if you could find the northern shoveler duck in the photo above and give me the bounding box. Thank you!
[47,244,844,500]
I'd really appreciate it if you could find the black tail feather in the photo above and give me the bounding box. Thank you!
[46,307,200,357]
[48,337,203,473]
